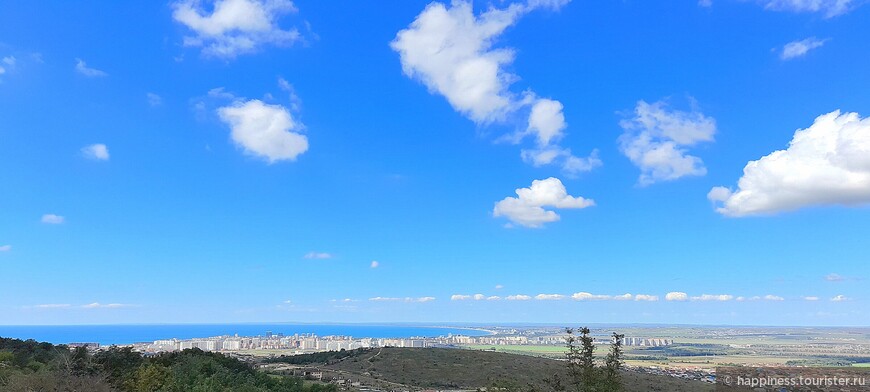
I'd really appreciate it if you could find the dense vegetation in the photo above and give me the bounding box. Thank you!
[265,348,373,365]
[0,337,336,392]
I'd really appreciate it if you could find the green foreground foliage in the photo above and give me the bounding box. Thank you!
[0,337,336,392]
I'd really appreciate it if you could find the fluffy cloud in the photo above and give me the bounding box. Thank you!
[709,111,870,216]
[217,99,308,162]
[619,100,716,185]
[370,260,379,268]
[451,294,472,301]
[781,37,827,60]
[41,214,65,224]
[493,177,594,228]
[571,292,611,301]
[172,0,302,58]
[0,245,10,252]
[391,0,597,174]
[303,252,332,259]
[634,294,659,302]
[831,294,849,302]
[762,0,857,17]
[535,294,566,300]
[764,295,785,301]
[665,292,688,301]
[506,294,532,301]
[75,58,107,77]
[691,294,734,301]
[81,144,110,161]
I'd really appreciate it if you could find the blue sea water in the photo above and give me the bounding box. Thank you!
[0,324,490,346]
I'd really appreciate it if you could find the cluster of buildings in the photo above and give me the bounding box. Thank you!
[134,329,671,355]
[137,331,432,354]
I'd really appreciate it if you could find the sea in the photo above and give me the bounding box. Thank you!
[0,324,491,346]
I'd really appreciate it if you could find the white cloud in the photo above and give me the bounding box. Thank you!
[781,37,827,60]
[81,144,110,161]
[764,295,785,301]
[493,177,594,228]
[369,296,435,303]
[698,0,713,7]
[506,294,532,301]
[391,0,596,174]
[831,294,849,302]
[571,292,611,301]
[495,284,504,290]
[82,302,132,309]
[709,111,870,216]
[75,58,107,77]
[147,92,163,107]
[613,293,633,301]
[825,273,845,282]
[172,0,302,58]
[217,99,308,162]
[487,295,501,300]
[452,294,488,301]
[41,214,65,224]
[691,294,734,301]
[803,296,820,301]
[303,252,332,259]
[0,56,15,76]
[535,293,566,300]
[370,260,379,268]
[619,100,716,185]
[34,304,72,309]
[635,294,659,302]
[665,292,688,301]
[283,299,293,304]
[0,245,10,252]
[762,0,857,17]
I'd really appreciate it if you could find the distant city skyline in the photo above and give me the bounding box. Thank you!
[1,0,868,326]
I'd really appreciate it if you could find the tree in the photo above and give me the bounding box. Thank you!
[602,333,624,392]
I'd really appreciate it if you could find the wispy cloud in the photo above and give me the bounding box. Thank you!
[81,143,110,161]
[75,58,107,77]
[370,260,379,268]
[0,245,11,252]
[831,295,849,302]
[635,294,659,302]
[41,214,65,224]
[33,304,72,309]
[505,294,532,301]
[369,296,435,303]
[82,302,134,309]
[303,251,333,259]
[691,294,734,301]
[781,37,827,60]
[147,92,163,107]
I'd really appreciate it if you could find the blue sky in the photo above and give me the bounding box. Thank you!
[1,0,868,326]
